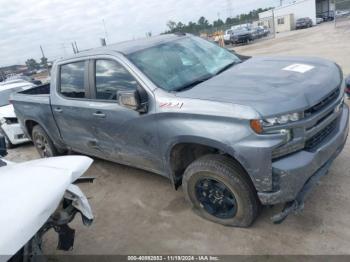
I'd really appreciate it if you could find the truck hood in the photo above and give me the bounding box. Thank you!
[176,56,342,116]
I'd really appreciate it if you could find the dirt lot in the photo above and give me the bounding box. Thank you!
[5,21,350,255]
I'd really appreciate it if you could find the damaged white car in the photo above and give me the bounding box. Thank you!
[0,80,34,148]
[0,136,94,261]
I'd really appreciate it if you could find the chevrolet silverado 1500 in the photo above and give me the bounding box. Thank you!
[11,34,349,227]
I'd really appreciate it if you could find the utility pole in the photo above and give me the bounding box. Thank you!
[272,8,276,39]
[280,0,283,6]
[40,45,50,76]
[102,19,108,45]
[40,45,46,58]
[74,41,79,53]
[71,43,77,54]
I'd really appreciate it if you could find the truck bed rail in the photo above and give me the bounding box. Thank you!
[18,84,50,95]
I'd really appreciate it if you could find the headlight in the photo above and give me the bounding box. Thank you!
[250,112,304,134]
[262,112,304,127]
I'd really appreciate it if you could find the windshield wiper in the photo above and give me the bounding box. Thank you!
[174,75,213,92]
[215,61,239,75]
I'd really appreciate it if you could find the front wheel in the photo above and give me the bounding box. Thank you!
[32,125,58,158]
[183,155,260,227]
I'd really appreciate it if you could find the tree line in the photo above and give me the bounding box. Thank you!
[25,57,48,71]
[164,7,272,35]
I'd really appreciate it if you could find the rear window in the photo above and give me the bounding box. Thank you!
[60,61,86,98]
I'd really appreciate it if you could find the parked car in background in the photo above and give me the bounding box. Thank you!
[316,17,324,24]
[255,26,269,38]
[230,27,254,44]
[224,29,233,45]
[0,136,94,260]
[296,17,313,29]
[323,11,335,21]
[12,34,348,227]
[0,80,33,148]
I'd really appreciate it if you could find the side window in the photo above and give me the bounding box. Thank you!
[60,61,86,98]
[95,60,139,100]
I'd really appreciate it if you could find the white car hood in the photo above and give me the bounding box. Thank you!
[0,156,93,257]
[0,104,16,119]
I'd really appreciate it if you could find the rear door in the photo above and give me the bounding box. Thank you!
[51,60,97,154]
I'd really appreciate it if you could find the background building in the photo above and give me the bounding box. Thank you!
[258,0,335,33]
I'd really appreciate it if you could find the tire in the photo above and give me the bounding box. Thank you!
[32,125,58,158]
[0,127,14,149]
[183,154,260,227]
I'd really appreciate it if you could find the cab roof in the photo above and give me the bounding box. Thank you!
[59,34,187,62]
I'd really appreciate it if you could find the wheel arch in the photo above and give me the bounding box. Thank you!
[25,119,40,138]
[25,119,66,152]
[165,136,254,190]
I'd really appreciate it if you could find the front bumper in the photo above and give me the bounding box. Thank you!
[258,104,349,205]
[1,123,30,145]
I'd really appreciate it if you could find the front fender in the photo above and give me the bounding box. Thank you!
[164,135,254,187]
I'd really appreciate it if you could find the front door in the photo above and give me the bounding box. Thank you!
[86,58,163,173]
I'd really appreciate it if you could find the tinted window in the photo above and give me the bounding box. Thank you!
[95,60,139,100]
[60,61,85,98]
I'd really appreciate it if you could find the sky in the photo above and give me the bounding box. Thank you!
[0,0,281,67]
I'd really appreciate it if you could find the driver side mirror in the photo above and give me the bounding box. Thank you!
[117,90,147,113]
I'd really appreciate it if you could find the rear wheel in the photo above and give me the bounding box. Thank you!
[183,154,260,227]
[32,125,58,158]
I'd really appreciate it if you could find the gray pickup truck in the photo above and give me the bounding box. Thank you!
[12,34,349,227]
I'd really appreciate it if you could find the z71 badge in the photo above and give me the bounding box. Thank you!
[159,102,184,109]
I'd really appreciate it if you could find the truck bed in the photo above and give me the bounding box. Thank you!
[11,84,50,104]
[18,83,50,95]
[11,83,60,142]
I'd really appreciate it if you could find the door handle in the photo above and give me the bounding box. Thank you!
[54,107,63,113]
[93,111,106,118]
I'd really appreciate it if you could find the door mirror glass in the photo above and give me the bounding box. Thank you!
[118,90,141,111]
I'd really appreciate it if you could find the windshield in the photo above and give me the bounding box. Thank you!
[128,36,241,92]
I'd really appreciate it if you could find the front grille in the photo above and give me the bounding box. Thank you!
[272,142,304,160]
[305,119,337,151]
[305,88,340,117]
